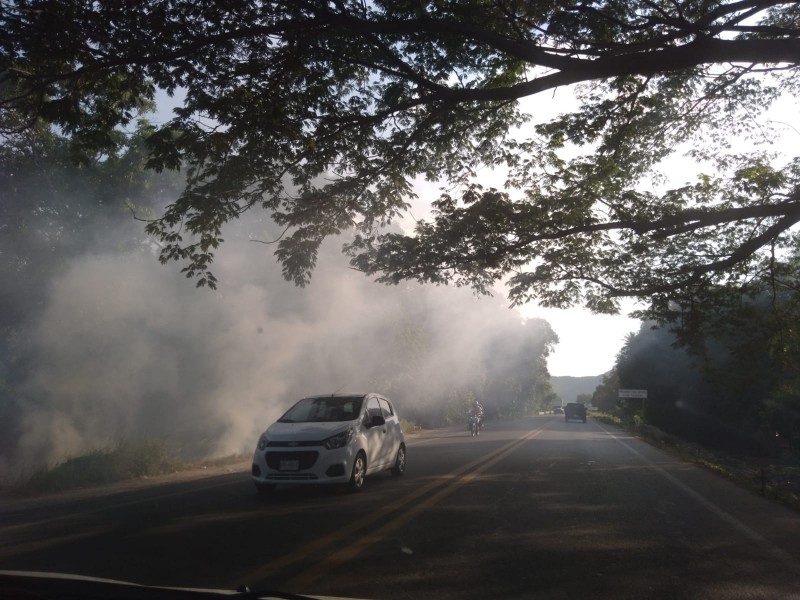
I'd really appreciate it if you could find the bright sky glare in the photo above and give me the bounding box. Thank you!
[520,302,640,377]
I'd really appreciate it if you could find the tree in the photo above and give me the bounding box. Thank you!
[482,318,559,417]
[2,1,800,312]
[610,308,800,455]
[0,120,181,329]
[669,252,800,453]
[591,369,620,412]
[0,120,183,466]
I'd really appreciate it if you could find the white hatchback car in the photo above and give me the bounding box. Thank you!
[251,393,406,493]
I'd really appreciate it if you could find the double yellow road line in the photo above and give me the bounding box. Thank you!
[235,420,552,590]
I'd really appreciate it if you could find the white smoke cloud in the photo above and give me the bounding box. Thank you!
[4,217,557,479]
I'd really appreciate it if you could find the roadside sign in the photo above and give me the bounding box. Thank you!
[618,389,648,399]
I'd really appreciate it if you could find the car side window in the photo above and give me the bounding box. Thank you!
[378,398,393,419]
[366,397,382,423]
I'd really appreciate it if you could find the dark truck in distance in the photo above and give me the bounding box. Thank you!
[564,402,587,423]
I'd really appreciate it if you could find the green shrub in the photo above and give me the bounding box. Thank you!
[400,419,419,434]
[591,411,623,427]
[24,440,179,493]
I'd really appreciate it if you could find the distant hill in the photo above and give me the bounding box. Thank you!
[550,375,603,406]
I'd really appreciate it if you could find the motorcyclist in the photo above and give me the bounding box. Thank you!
[468,400,485,430]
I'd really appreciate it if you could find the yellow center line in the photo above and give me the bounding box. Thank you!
[281,423,550,591]
[234,422,551,588]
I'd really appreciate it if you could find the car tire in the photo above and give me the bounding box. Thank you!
[391,444,406,476]
[254,482,276,494]
[348,451,366,492]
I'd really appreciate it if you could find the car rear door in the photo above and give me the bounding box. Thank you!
[364,396,391,471]
[378,397,402,457]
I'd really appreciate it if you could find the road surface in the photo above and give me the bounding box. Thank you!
[2,416,799,599]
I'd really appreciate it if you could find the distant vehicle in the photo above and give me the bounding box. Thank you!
[564,402,587,423]
[553,407,564,414]
[251,393,406,493]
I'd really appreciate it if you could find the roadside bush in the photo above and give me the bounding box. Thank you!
[24,440,179,493]
[400,419,419,434]
[591,412,623,427]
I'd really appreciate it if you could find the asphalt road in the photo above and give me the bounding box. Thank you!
[2,416,799,600]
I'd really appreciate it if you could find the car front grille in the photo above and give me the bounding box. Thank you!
[265,473,319,481]
[267,440,322,447]
[265,450,319,471]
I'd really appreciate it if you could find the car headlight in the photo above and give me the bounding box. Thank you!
[257,435,269,451]
[324,428,355,450]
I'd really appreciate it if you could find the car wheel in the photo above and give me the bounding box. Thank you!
[254,482,276,494]
[348,452,366,492]
[391,445,406,476]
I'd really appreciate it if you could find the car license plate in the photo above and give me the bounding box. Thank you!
[280,460,300,471]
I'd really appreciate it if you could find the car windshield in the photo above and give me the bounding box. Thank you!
[278,396,364,423]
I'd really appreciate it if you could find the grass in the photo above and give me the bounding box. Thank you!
[589,411,623,427]
[23,439,181,494]
[401,418,420,435]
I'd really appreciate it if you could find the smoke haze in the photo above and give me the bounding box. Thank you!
[2,186,558,482]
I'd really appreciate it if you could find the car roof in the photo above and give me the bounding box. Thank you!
[305,393,368,398]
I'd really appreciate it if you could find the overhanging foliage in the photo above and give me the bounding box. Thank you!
[2,1,799,313]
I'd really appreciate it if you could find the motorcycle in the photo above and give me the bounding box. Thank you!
[467,413,480,436]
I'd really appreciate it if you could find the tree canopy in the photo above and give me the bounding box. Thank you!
[602,284,800,456]
[2,1,800,315]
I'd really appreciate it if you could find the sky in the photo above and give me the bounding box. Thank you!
[520,304,639,377]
